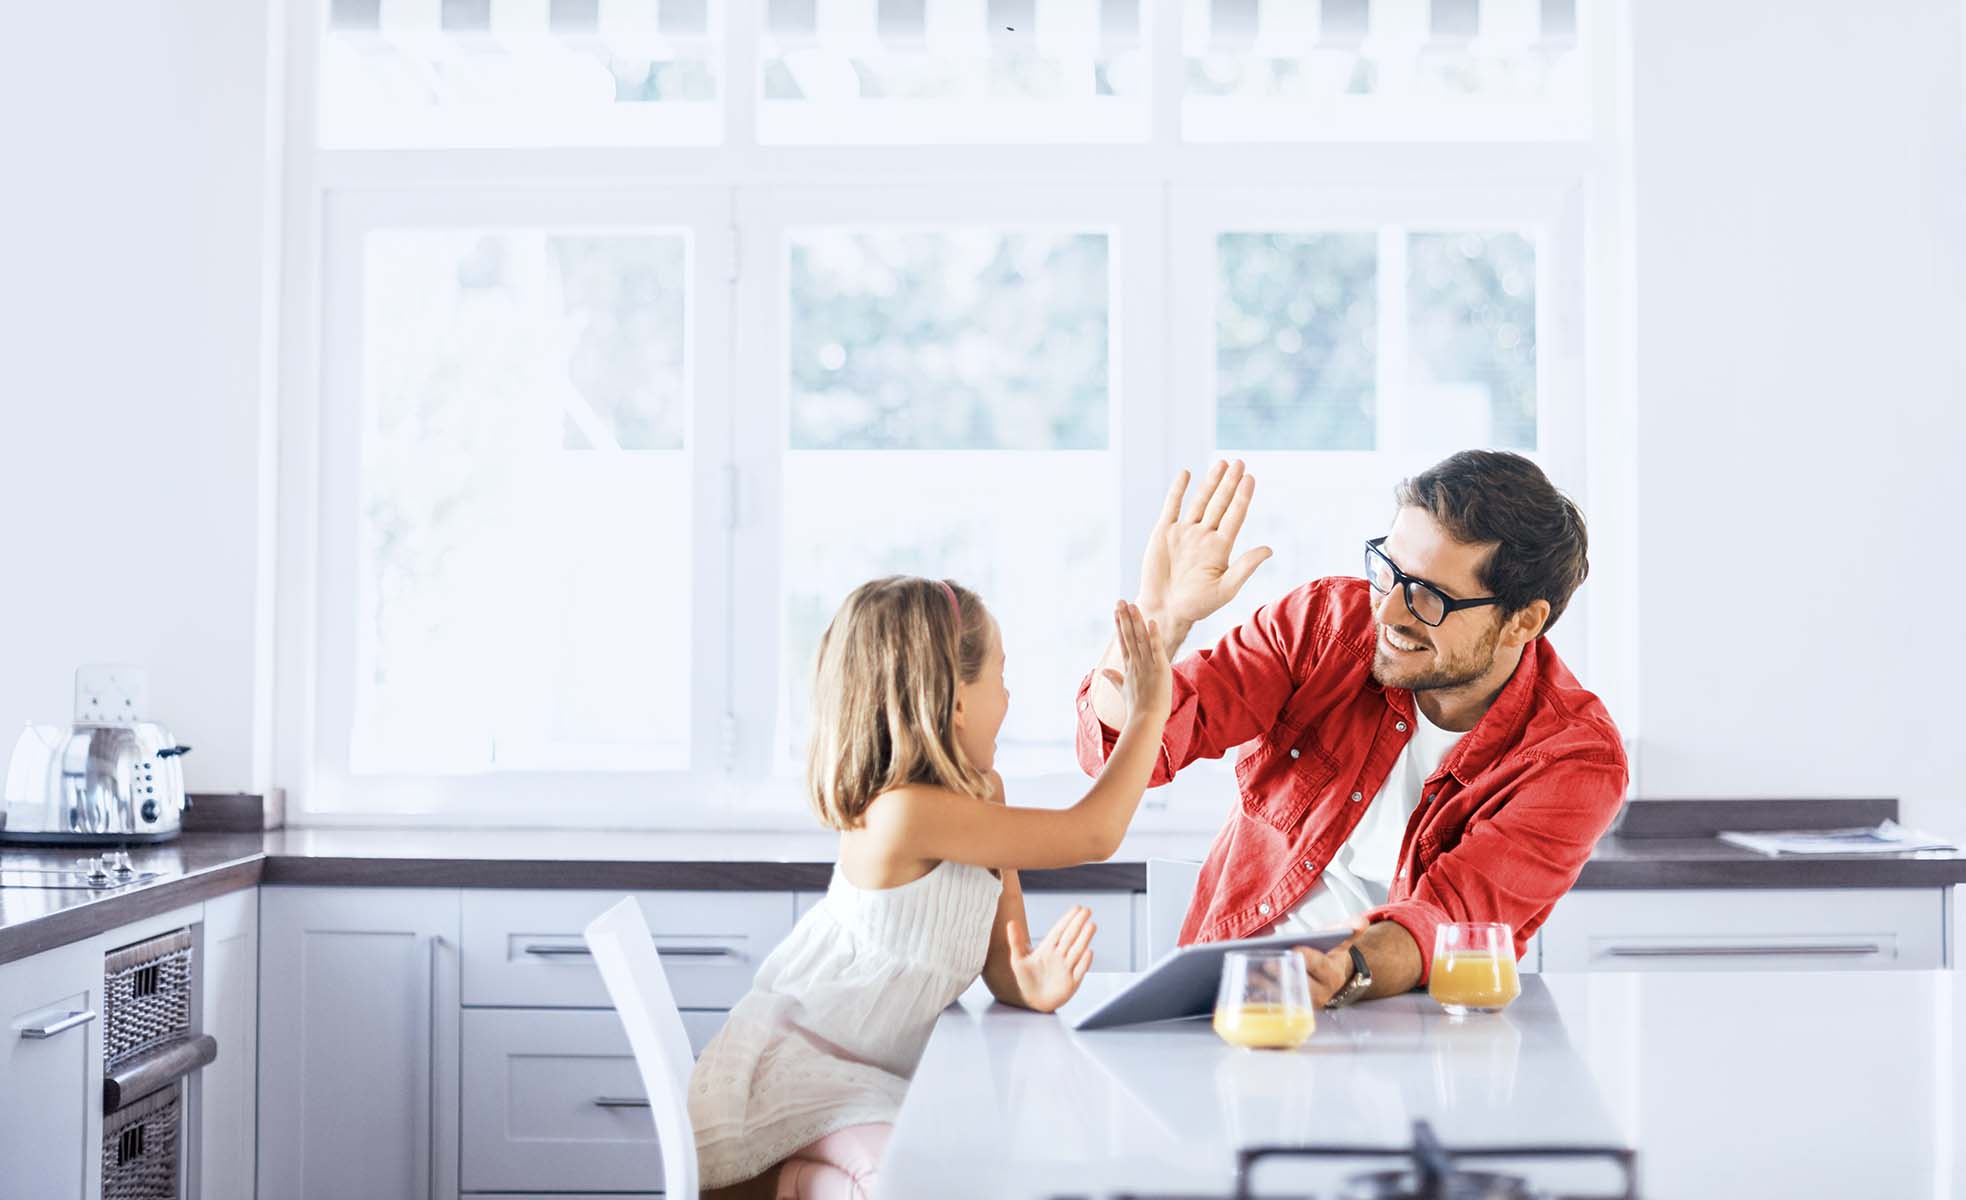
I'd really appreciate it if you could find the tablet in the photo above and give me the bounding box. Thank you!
[1069,929,1354,1031]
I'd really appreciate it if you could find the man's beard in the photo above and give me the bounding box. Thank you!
[1370,619,1502,693]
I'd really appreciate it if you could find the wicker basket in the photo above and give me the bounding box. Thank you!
[103,928,193,1068]
[102,1082,181,1200]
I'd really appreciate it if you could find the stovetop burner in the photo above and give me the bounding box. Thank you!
[0,852,165,890]
[1235,1119,1638,1200]
[1338,1165,1536,1200]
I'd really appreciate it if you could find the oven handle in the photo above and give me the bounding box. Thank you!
[103,1034,218,1113]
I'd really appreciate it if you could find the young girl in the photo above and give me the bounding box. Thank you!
[688,576,1171,1200]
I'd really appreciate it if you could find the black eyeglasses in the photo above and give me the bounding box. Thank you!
[1364,538,1504,628]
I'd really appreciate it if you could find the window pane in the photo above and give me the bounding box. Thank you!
[789,231,1110,450]
[760,5,1147,144]
[1216,232,1377,450]
[781,228,1116,773]
[355,231,691,773]
[319,15,719,148]
[1181,0,1591,141]
[1407,231,1537,451]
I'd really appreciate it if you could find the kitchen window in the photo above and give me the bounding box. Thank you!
[282,0,1623,824]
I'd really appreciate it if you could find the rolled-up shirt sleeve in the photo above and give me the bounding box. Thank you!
[1074,588,1316,786]
[1366,747,1627,982]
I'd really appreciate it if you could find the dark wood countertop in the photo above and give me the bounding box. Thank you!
[5,800,1963,966]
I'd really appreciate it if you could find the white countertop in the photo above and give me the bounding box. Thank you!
[885,970,1966,1199]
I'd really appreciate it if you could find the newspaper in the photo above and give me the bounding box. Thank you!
[1717,819,1956,857]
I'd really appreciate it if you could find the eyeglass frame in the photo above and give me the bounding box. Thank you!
[1364,537,1506,628]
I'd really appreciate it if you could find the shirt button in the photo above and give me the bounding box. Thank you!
[1423,793,1433,804]
[1396,721,1408,732]
[1289,748,1301,759]
[1258,903,1273,916]
[1350,791,1363,802]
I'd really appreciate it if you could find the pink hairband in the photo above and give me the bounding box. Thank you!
[937,579,960,624]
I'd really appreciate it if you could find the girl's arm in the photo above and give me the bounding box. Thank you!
[864,601,1173,872]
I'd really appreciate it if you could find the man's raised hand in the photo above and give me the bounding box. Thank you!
[1136,460,1274,634]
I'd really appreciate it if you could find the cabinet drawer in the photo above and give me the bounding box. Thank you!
[1020,891,1137,973]
[461,1007,723,1193]
[1540,888,1945,972]
[461,890,794,1008]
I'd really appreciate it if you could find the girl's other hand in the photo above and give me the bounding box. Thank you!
[1099,600,1172,725]
[1007,905,1096,1013]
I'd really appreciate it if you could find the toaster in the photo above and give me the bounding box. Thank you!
[2,722,193,844]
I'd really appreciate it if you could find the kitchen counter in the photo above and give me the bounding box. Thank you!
[4,796,1964,966]
[886,969,1966,1198]
[0,828,1199,966]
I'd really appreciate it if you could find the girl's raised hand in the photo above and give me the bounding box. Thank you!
[1007,905,1096,1013]
[1099,600,1172,724]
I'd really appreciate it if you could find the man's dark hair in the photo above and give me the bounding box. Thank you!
[1395,450,1589,635]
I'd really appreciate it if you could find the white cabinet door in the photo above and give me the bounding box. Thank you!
[258,887,461,1200]
[194,888,258,1200]
[0,938,102,1200]
[1540,888,1946,972]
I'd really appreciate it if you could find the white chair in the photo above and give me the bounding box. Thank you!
[584,898,701,1200]
[1144,857,1204,964]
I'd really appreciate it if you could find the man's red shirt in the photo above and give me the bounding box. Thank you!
[1076,577,1627,980]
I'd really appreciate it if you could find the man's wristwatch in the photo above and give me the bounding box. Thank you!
[1324,945,1373,1009]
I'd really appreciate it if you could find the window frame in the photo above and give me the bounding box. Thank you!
[274,0,1631,829]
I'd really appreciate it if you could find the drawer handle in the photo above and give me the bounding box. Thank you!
[654,946,741,960]
[522,943,740,960]
[21,1010,97,1040]
[594,1096,653,1109]
[1602,942,1884,959]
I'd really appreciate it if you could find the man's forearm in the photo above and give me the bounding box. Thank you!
[1088,607,1193,730]
[1355,920,1424,1000]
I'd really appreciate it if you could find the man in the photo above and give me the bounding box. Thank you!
[1077,451,1626,1008]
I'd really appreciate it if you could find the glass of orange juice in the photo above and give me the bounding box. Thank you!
[1429,923,1521,1016]
[1212,949,1315,1050]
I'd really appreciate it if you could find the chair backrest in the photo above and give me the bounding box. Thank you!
[584,897,699,1200]
[1145,857,1204,964]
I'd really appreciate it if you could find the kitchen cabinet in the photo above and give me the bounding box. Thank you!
[258,887,461,1200]
[1021,890,1138,972]
[801,884,1141,972]
[1540,887,1946,972]
[459,1007,724,1193]
[194,887,258,1200]
[0,937,102,1200]
[461,888,794,1009]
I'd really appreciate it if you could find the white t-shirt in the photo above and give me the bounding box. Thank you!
[1263,705,1466,936]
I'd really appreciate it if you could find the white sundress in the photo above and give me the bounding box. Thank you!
[688,859,1003,1189]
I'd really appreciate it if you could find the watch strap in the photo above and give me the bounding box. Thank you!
[1324,944,1373,1009]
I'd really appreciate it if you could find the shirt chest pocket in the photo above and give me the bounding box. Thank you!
[1234,731,1339,833]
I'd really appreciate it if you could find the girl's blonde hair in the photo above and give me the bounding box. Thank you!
[807,575,994,830]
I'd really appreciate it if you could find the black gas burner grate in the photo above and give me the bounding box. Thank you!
[1077,1118,1639,1200]
[1235,1120,1639,1200]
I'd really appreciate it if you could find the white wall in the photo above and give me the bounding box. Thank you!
[0,3,280,792]
[1629,0,1966,835]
